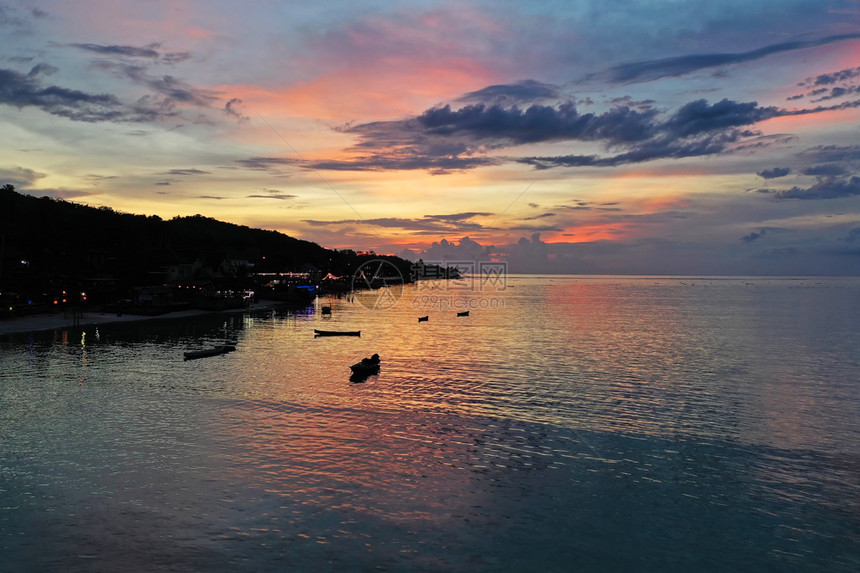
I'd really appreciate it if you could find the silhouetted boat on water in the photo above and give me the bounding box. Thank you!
[315,329,360,337]
[418,316,429,322]
[457,311,469,317]
[184,342,237,360]
[349,354,380,381]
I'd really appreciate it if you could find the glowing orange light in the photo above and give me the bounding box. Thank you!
[549,222,636,243]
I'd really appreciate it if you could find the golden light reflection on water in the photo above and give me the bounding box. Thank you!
[176,275,860,502]
[2,277,859,571]
[16,277,859,457]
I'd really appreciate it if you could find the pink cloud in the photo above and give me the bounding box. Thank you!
[218,56,497,122]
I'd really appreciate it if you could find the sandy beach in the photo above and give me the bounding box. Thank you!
[0,300,287,337]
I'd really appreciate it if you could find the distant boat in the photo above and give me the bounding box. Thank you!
[457,311,469,317]
[321,305,332,315]
[349,354,380,379]
[184,343,236,360]
[314,329,360,337]
[418,316,429,322]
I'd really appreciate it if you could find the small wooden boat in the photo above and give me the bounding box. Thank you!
[350,354,380,378]
[457,311,469,317]
[314,329,360,337]
[184,344,236,360]
[418,316,429,322]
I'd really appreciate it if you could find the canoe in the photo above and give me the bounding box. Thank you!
[314,329,360,337]
[418,316,429,322]
[457,311,469,317]
[184,344,236,360]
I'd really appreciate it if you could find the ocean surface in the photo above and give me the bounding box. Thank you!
[1,275,858,572]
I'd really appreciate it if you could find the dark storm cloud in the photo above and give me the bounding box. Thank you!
[320,99,662,172]
[798,145,860,164]
[324,83,849,173]
[661,99,778,138]
[786,66,860,103]
[802,164,846,177]
[0,64,203,122]
[416,102,659,144]
[600,33,860,84]
[313,112,502,172]
[456,80,561,104]
[758,167,790,179]
[514,97,855,170]
[519,127,747,169]
[94,62,217,106]
[770,176,860,200]
[817,86,860,102]
[806,66,860,87]
[0,66,125,121]
[70,43,192,64]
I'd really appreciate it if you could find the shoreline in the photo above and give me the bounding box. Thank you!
[0,300,290,337]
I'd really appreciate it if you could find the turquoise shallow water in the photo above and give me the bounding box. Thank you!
[1,276,858,571]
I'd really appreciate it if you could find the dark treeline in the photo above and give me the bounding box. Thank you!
[0,184,414,311]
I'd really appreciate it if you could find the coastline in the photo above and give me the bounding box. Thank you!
[0,300,289,337]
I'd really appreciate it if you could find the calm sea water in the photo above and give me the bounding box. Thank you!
[1,276,858,572]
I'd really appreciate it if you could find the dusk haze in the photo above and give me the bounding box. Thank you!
[1,2,859,572]
[3,0,860,274]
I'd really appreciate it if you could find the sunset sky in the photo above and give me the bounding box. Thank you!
[3,0,860,274]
